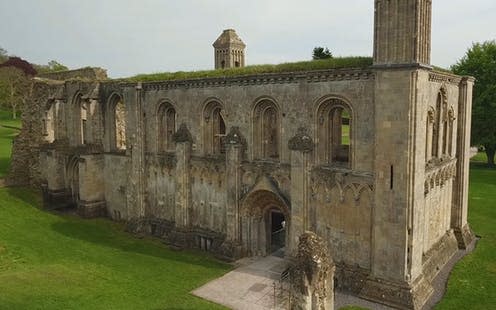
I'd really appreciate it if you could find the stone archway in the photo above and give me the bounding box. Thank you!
[66,156,79,207]
[241,189,290,257]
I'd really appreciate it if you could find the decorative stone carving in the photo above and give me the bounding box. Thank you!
[173,123,193,143]
[290,231,335,310]
[224,126,246,145]
[288,127,314,153]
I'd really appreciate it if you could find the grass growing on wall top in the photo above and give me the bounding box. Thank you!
[128,57,373,82]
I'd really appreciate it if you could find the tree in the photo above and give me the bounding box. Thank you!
[312,47,333,60]
[452,40,496,167]
[0,67,32,119]
[35,60,69,74]
[0,47,7,63]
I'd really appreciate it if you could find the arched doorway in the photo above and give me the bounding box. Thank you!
[66,156,79,208]
[241,189,290,257]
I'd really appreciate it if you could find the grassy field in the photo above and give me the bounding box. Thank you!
[435,160,496,309]
[0,188,230,309]
[0,110,21,178]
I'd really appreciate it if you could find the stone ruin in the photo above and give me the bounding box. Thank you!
[7,1,477,309]
[290,232,335,310]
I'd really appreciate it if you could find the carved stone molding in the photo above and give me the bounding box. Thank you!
[428,72,462,85]
[173,123,193,143]
[290,231,335,310]
[288,127,314,153]
[224,126,246,146]
[139,69,374,92]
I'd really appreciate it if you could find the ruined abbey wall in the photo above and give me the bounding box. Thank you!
[7,1,476,309]
[8,65,474,309]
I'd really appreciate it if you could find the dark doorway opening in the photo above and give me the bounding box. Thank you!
[270,210,285,255]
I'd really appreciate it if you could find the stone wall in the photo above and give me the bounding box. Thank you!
[13,66,474,310]
[7,80,61,186]
[37,67,107,81]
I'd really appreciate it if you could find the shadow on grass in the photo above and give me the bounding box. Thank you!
[49,216,228,270]
[470,161,495,170]
[4,186,42,207]
[0,157,12,178]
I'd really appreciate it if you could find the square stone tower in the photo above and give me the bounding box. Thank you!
[367,0,474,308]
[373,0,432,66]
[213,29,246,69]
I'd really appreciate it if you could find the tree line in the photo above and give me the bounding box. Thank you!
[0,46,68,119]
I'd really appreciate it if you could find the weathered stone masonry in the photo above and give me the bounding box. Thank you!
[8,1,475,309]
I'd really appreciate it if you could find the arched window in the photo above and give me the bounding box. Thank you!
[253,99,280,160]
[448,108,455,157]
[425,108,435,162]
[72,93,86,145]
[316,98,352,167]
[432,93,442,158]
[44,102,55,143]
[81,102,88,144]
[203,100,226,155]
[108,94,126,151]
[157,102,176,152]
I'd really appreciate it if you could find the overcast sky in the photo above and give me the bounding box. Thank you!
[0,0,494,78]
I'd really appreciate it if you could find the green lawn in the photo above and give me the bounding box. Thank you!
[0,110,21,178]
[0,188,230,309]
[435,161,496,309]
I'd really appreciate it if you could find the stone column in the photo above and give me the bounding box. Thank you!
[452,77,475,248]
[288,127,314,255]
[290,232,335,310]
[224,127,245,251]
[126,83,146,220]
[173,123,193,228]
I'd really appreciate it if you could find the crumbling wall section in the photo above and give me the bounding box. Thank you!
[37,67,107,81]
[6,80,61,186]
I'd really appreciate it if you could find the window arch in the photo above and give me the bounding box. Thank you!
[431,89,448,159]
[157,102,176,153]
[316,98,352,167]
[43,101,56,143]
[447,108,455,157]
[425,107,435,161]
[108,94,126,151]
[72,93,86,145]
[432,93,442,158]
[253,99,280,160]
[203,100,226,155]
